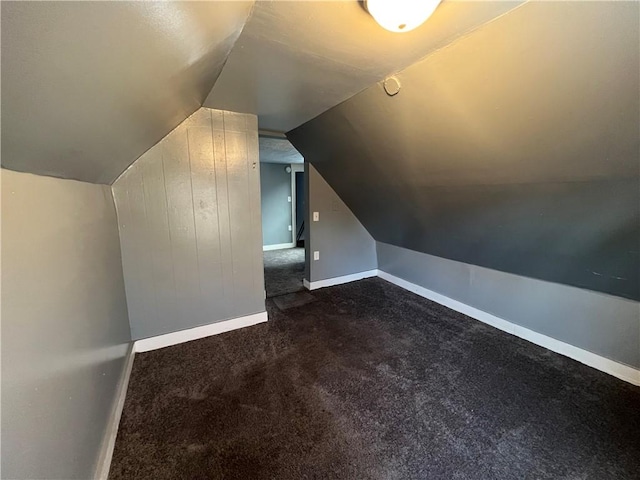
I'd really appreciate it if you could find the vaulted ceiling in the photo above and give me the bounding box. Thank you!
[1,0,525,184]
[288,1,640,300]
[203,0,524,131]
[1,1,253,184]
[259,136,303,165]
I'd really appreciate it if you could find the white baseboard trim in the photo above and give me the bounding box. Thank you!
[93,312,269,477]
[263,243,295,251]
[134,311,269,353]
[377,270,640,386]
[95,343,136,480]
[304,269,378,291]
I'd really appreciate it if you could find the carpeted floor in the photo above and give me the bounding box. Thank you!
[110,278,640,480]
[263,247,305,298]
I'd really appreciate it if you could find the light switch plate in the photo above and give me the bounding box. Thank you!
[288,225,292,231]
[313,251,320,261]
[313,211,319,221]
[288,196,291,203]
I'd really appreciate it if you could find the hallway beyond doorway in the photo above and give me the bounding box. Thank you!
[263,248,305,298]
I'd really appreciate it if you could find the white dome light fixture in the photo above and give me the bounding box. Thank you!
[365,0,442,33]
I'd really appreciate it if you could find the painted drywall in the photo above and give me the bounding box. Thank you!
[289,1,640,301]
[1,1,253,184]
[377,242,640,369]
[112,108,265,340]
[204,0,525,131]
[306,164,377,282]
[261,163,293,247]
[1,169,131,479]
[259,137,303,165]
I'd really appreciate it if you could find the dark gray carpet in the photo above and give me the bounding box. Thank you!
[263,247,305,298]
[110,278,640,480]
[272,291,316,310]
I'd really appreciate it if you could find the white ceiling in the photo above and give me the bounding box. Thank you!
[259,136,304,164]
[204,0,525,132]
[1,1,253,184]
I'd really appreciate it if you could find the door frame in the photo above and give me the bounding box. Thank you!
[290,163,305,246]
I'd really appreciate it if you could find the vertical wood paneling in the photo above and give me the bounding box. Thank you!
[245,118,265,310]
[140,149,177,334]
[211,109,225,131]
[124,165,157,332]
[112,174,142,337]
[163,128,202,325]
[213,125,234,317]
[221,110,247,133]
[224,124,253,314]
[113,107,264,340]
[188,110,226,321]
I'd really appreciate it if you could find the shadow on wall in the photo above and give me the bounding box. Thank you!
[304,163,377,283]
[288,1,640,301]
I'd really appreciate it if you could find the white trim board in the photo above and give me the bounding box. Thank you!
[377,270,640,387]
[263,242,295,251]
[290,163,305,247]
[304,269,378,290]
[94,343,136,480]
[134,311,268,353]
[93,311,268,478]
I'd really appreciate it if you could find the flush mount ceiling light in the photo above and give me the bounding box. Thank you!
[365,0,442,33]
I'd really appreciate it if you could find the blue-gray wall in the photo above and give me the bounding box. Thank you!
[289,1,639,301]
[260,162,293,247]
[288,2,639,368]
[305,163,377,282]
[378,242,640,368]
[112,108,265,340]
[1,169,131,478]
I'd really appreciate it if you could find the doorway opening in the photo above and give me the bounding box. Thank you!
[259,135,306,298]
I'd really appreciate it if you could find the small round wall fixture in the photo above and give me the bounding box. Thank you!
[384,76,401,96]
[285,166,292,174]
[365,0,442,33]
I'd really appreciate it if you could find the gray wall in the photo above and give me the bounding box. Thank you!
[288,1,640,301]
[260,162,293,246]
[306,164,377,282]
[112,108,265,340]
[377,242,640,368]
[1,1,253,184]
[1,169,131,479]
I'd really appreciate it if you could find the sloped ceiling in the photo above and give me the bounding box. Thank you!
[0,0,526,184]
[259,136,303,164]
[288,1,640,300]
[1,1,254,184]
[204,0,525,131]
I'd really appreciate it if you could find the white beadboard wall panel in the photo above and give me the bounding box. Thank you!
[113,107,265,340]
